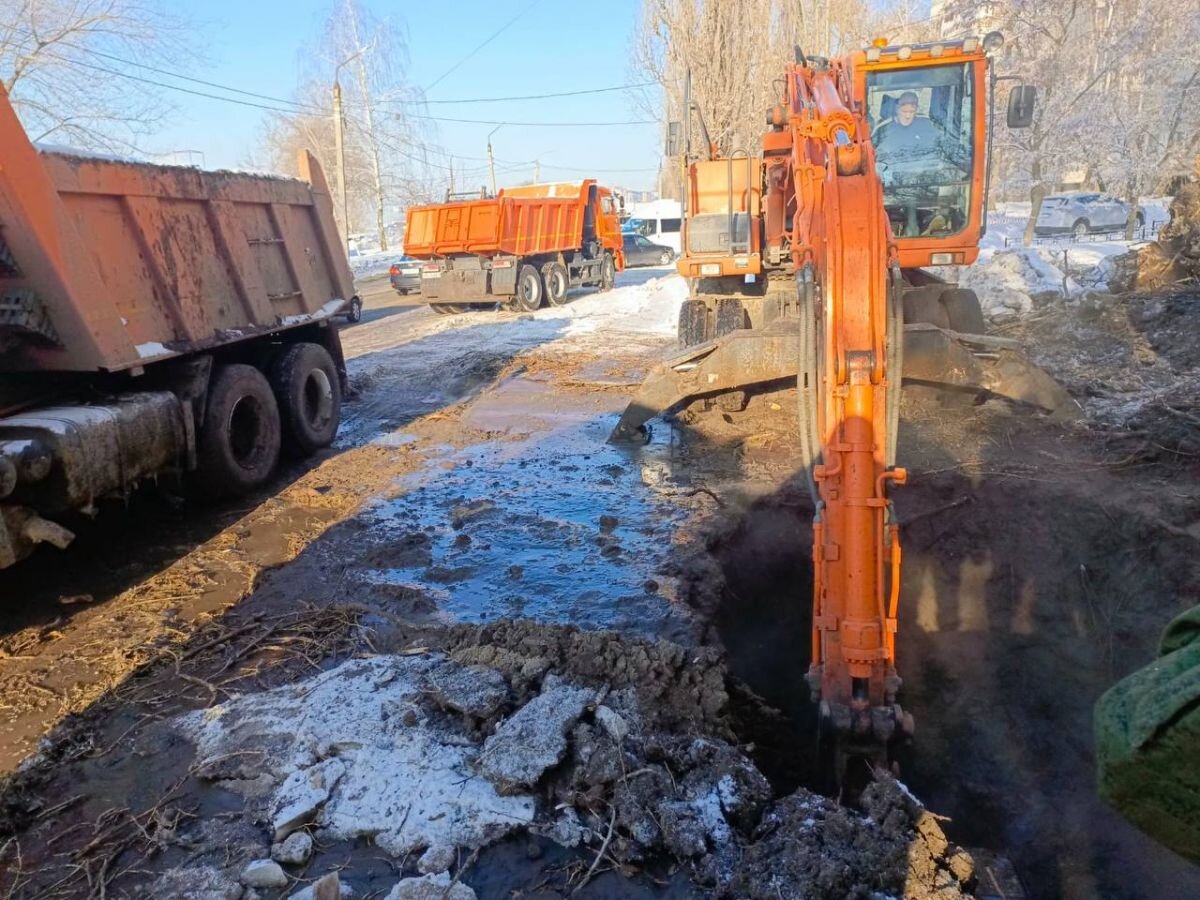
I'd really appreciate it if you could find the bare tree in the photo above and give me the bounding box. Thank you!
[260,0,434,249]
[944,0,1200,243]
[633,0,930,199]
[0,0,190,151]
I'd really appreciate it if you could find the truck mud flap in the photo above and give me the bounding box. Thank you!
[609,321,1078,442]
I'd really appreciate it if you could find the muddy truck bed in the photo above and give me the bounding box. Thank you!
[0,84,355,568]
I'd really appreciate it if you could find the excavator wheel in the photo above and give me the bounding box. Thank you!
[902,286,951,329]
[940,288,987,335]
[678,299,712,349]
[714,298,747,412]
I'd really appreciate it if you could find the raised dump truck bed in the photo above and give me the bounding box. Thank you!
[0,85,357,569]
[402,181,624,313]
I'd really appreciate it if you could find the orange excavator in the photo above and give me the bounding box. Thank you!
[612,35,1073,779]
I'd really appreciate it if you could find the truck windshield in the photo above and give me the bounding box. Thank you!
[866,62,974,238]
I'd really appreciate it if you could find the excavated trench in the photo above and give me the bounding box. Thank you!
[704,469,1200,900]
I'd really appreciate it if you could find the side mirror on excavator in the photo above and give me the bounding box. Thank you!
[1006,84,1037,129]
[666,121,683,157]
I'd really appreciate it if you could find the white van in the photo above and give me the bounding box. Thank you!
[624,199,683,255]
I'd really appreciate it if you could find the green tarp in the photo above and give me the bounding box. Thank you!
[1095,605,1200,862]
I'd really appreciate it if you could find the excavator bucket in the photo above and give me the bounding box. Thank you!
[609,320,1078,442]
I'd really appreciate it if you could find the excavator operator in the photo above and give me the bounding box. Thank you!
[873,91,940,160]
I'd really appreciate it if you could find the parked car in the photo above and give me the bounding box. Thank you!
[1035,192,1145,238]
[337,296,363,323]
[389,256,422,295]
[622,232,675,267]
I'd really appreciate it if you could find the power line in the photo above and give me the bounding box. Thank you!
[424,0,542,92]
[8,25,322,114]
[383,82,656,105]
[38,51,315,116]
[405,113,658,127]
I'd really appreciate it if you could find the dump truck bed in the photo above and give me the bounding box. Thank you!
[404,181,601,259]
[0,86,354,375]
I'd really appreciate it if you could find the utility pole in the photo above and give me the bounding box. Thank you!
[333,46,369,247]
[487,124,503,197]
[332,80,348,241]
[448,155,455,198]
[533,159,541,182]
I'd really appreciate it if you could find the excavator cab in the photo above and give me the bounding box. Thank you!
[867,63,976,240]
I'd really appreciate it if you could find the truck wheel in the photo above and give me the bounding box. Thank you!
[940,288,987,335]
[197,364,281,497]
[271,342,341,456]
[345,296,363,323]
[542,261,569,306]
[515,265,544,312]
[599,253,616,292]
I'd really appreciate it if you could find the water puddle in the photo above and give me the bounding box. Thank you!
[356,387,692,639]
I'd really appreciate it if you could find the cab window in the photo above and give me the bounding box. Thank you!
[601,196,616,216]
[866,63,974,238]
[661,218,681,234]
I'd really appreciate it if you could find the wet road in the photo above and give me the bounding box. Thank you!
[0,267,692,771]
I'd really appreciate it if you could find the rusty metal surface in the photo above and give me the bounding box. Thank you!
[0,86,353,375]
[0,392,185,513]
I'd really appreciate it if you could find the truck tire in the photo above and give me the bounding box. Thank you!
[542,261,569,306]
[678,299,711,348]
[515,264,544,312]
[197,364,281,497]
[271,342,341,456]
[940,288,987,335]
[431,303,468,315]
[599,253,616,292]
[344,296,363,323]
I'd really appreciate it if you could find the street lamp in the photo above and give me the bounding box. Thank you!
[486,124,503,197]
[333,45,370,245]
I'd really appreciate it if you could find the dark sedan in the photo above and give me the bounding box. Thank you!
[388,256,422,294]
[621,233,675,267]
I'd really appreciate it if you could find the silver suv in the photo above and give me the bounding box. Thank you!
[1035,192,1144,238]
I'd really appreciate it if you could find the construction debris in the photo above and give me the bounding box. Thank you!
[158,629,973,899]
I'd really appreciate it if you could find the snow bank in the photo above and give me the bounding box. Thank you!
[548,273,687,338]
[959,248,1082,318]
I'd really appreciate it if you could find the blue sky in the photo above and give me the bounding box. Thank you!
[145,0,662,191]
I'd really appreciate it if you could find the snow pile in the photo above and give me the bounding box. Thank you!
[959,248,1083,318]
[550,273,687,338]
[177,655,536,863]
[349,248,407,280]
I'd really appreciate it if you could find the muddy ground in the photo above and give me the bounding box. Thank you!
[1,271,1199,898]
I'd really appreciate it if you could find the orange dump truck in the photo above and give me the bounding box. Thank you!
[403,181,624,313]
[0,86,358,569]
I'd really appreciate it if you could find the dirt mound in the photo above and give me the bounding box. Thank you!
[1109,181,1200,292]
[429,619,729,733]
[0,615,973,899]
